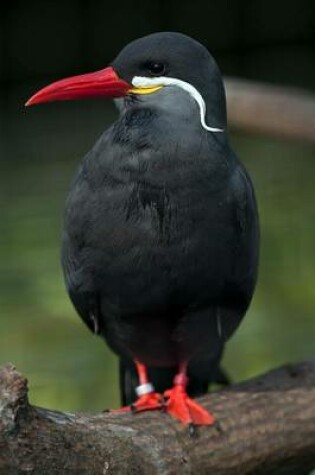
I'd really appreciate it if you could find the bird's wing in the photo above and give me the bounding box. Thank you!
[216,161,259,340]
[61,235,102,335]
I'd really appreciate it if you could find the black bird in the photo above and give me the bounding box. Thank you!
[26,32,259,426]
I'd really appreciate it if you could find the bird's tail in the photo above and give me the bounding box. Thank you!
[119,350,229,406]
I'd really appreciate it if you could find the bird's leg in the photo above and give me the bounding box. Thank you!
[130,361,164,411]
[114,360,163,413]
[163,362,215,426]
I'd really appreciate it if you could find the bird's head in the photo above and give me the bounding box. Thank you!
[26,32,226,132]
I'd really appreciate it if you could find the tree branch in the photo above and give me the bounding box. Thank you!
[1,361,315,474]
[225,78,315,145]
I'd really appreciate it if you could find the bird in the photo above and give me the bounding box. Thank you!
[26,32,259,427]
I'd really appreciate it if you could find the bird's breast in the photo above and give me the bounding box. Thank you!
[63,129,236,315]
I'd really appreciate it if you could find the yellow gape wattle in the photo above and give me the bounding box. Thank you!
[129,85,163,95]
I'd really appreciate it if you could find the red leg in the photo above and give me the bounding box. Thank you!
[112,360,163,413]
[163,362,215,426]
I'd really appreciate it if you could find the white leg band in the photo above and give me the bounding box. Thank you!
[135,383,154,396]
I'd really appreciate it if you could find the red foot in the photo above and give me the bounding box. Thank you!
[164,385,215,426]
[112,392,163,414]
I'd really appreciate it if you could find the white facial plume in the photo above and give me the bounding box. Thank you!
[132,76,224,133]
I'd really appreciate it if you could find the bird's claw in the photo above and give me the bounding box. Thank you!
[188,422,197,437]
[113,392,164,414]
[111,387,215,429]
[163,385,215,426]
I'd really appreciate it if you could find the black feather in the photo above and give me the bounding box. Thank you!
[61,32,259,400]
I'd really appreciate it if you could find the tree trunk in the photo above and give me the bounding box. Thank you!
[1,361,315,474]
[225,78,315,144]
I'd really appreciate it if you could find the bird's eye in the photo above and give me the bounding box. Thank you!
[145,61,166,76]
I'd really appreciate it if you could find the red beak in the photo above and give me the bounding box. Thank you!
[25,66,130,106]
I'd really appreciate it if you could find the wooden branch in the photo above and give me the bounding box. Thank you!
[224,78,315,144]
[1,362,315,474]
